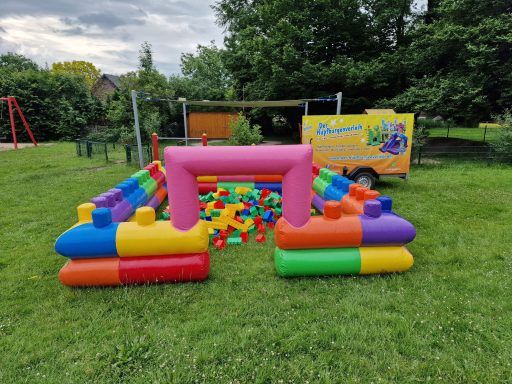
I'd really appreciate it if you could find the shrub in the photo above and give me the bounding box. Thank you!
[416,118,456,130]
[412,124,429,147]
[228,112,263,145]
[491,110,512,163]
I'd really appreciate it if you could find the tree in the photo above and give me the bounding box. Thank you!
[169,42,234,100]
[0,62,102,141]
[214,0,511,126]
[380,0,512,123]
[51,61,101,89]
[0,53,39,72]
[138,41,155,74]
[104,42,176,141]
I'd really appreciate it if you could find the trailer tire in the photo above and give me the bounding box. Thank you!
[354,172,376,189]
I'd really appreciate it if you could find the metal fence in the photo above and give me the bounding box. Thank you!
[124,143,153,165]
[428,127,500,143]
[412,144,511,164]
[76,139,151,165]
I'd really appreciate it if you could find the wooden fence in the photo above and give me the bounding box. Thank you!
[187,112,238,138]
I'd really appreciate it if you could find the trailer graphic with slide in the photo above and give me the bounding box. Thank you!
[302,114,414,189]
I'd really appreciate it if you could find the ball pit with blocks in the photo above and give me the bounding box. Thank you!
[55,145,416,287]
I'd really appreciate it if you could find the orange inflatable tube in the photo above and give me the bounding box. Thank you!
[59,258,121,286]
[341,184,380,214]
[154,185,167,203]
[275,214,362,249]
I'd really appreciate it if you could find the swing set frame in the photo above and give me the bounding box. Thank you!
[0,96,37,149]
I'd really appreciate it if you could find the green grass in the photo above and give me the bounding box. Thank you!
[1,143,512,383]
[429,127,501,142]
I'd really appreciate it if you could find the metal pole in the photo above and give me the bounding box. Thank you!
[182,102,188,146]
[336,92,342,115]
[131,90,144,169]
[305,102,309,116]
[483,126,487,142]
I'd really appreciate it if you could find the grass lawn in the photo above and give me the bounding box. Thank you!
[428,127,501,142]
[1,142,511,383]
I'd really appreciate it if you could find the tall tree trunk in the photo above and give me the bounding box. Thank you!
[425,0,439,24]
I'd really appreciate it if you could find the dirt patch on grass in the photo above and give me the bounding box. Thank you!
[0,143,53,151]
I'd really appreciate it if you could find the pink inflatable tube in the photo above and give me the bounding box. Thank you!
[165,145,313,231]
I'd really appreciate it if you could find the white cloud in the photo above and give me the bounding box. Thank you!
[0,1,225,75]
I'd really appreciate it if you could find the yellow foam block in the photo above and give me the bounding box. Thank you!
[220,209,235,218]
[197,176,217,182]
[244,218,254,227]
[117,207,209,257]
[235,186,251,195]
[206,202,216,210]
[208,227,214,235]
[221,216,245,230]
[204,221,228,230]
[225,203,244,212]
[359,246,414,274]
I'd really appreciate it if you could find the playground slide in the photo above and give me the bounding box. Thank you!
[379,135,399,155]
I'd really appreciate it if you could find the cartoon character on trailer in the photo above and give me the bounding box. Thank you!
[379,121,408,155]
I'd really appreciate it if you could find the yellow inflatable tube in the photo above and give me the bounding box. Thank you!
[116,208,208,257]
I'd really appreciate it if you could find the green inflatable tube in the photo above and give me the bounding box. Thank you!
[217,181,255,190]
[274,247,361,277]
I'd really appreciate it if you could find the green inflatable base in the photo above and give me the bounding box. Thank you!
[274,247,361,277]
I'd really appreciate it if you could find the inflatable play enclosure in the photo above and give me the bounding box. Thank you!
[55,145,416,287]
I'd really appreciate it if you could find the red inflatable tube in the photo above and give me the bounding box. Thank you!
[120,253,210,284]
[144,163,166,187]
[59,252,210,287]
[198,182,217,194]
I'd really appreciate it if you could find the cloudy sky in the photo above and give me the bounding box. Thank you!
[0,0,225,75]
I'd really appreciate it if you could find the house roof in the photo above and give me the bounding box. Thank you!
[363,109,396,115]
[103,74,120,88]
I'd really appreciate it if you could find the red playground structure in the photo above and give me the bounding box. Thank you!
[1,96,37,149]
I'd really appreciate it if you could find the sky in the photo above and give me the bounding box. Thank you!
[0,1,428,77]
[0,0,225,75]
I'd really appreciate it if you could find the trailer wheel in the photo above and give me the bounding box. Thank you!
[354,172,376,189]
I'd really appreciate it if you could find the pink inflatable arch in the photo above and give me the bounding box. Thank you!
[164,145,313,231]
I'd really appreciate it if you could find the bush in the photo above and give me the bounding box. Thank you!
[228,112,263,145]
[416,118,456,130]
[491,110,512,163]
[412,124,429,147]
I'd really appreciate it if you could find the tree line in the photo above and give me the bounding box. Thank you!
[0,0,510,142]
